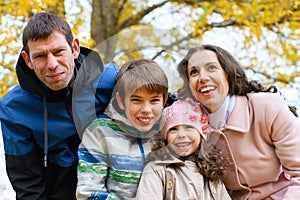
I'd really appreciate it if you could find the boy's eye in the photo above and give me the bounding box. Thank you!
[151,98,162,103]
[130,98,141,103]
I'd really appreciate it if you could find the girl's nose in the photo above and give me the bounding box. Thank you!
[177,127,187,138]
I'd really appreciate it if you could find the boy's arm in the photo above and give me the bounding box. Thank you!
[76,122,120,200]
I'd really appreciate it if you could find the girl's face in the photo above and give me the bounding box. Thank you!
[167,125,200,157]
[117,88,165,132]
[187,50,229,113]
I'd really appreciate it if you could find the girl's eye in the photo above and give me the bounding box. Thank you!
[168,127,178,133]
[185,125,195,130]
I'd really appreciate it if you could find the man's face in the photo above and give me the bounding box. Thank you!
[22,31,80,91]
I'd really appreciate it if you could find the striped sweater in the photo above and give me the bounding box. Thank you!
[76,103,157,200]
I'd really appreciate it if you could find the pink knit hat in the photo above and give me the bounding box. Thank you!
[159,99,209,140]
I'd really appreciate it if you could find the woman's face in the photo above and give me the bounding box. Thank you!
[187,50,229,112]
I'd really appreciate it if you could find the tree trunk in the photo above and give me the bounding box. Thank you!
[91,0,119,63]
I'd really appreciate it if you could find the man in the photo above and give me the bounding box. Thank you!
[0,12,119,199]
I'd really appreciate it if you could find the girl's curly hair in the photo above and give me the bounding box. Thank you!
[150,137,231,183]
[196,139,231,183]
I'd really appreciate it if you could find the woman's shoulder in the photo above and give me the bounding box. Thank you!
[243,92,292,118]
[245,92,286,107]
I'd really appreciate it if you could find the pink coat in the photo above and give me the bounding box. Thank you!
[212,93,300,199]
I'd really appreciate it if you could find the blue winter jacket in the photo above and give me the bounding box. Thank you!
[0,46,119,199]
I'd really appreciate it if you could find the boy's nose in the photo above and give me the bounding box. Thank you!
[141,102,151,113]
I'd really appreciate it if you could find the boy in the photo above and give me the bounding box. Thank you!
[76,59,168,199]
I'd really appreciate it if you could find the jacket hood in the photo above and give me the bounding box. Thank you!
[16,47,102,102]
[104,98,161,139]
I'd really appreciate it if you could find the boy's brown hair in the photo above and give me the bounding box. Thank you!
[114,59,168,103]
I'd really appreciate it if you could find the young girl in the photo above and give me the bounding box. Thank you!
[137,100,231,200]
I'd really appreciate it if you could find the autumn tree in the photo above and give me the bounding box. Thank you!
[1,0,300,108]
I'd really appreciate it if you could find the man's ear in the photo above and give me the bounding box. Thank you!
[72,38,80,59]
[116,92,125,110]
[21,51,33,69]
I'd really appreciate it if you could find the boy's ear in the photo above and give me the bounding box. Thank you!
[116,92,125,110]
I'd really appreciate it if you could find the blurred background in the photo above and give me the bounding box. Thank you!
[1,0,300,198]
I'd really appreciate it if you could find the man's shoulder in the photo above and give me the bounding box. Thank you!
[0,85,35,105]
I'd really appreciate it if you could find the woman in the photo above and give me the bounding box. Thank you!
[177,44,300,199]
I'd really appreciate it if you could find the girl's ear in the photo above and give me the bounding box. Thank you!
[116,92,125,110]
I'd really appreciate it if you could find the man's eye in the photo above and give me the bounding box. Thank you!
[54,49,65,55]
[32,54,44,59]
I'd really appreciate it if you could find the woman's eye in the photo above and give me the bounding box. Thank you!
[207,64,217,71]
[189,69,199,77]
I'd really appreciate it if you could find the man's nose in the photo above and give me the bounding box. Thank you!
[47,54,59,70]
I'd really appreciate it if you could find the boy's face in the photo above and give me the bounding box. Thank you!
[167,125,200,157]
[117,88,165,132]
